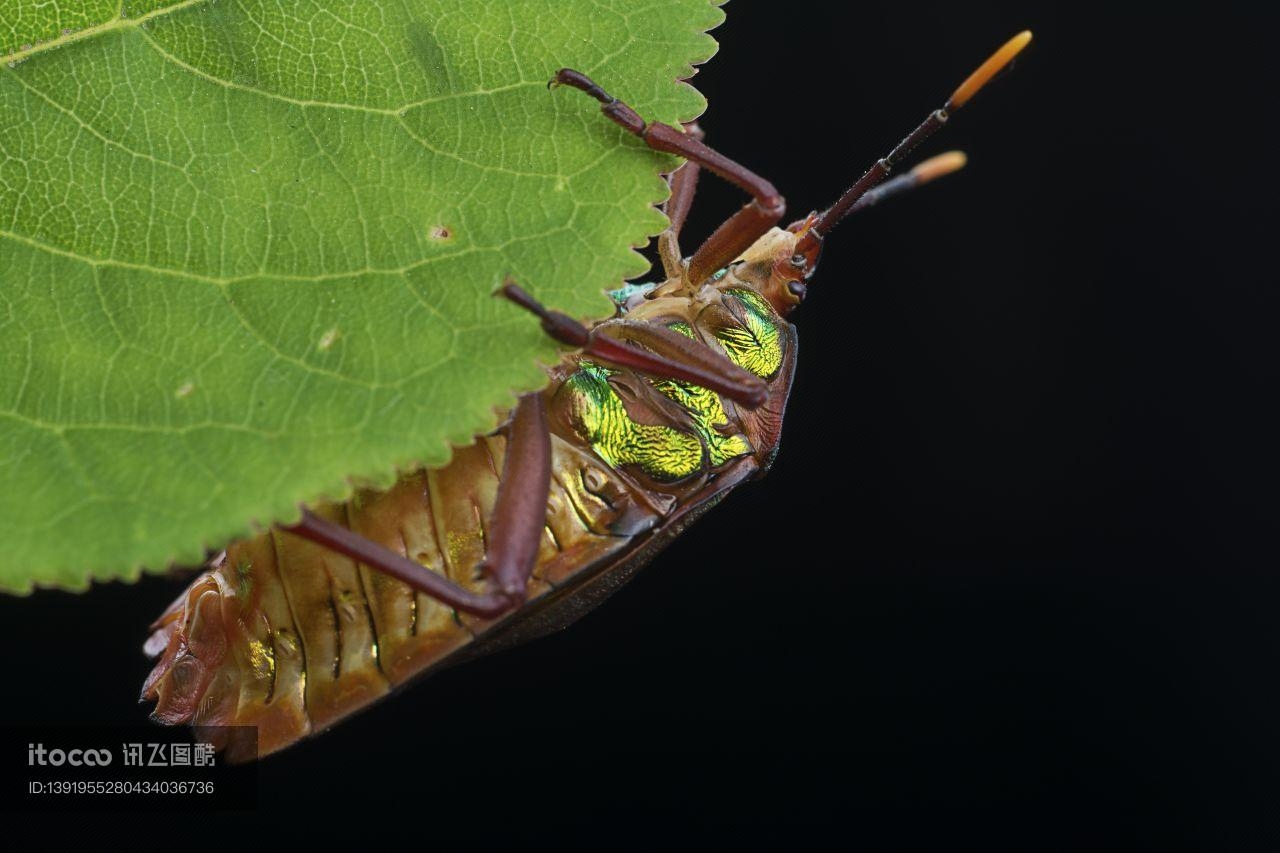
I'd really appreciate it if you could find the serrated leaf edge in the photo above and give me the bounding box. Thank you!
[12,0,728,594]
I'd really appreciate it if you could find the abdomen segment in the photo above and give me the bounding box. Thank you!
[142,433,665,759]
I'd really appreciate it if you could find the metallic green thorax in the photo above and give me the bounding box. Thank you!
[562,287,785,483]
[657,322,751,468]
[713,290,784,380]
[562,362,703,482]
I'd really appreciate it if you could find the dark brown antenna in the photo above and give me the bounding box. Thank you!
[800,31,1032,252]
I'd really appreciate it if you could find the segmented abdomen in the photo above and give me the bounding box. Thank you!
[143,278,796,760]
[142,432,667,759]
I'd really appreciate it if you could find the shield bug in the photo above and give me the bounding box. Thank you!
[142,31,1033,760]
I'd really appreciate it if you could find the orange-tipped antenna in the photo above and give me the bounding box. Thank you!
[836,151,969,218]
[912,151,968,184]
[803,31,1031,246]
[948,31,1033,110]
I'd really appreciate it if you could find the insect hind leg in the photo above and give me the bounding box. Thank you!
[282,393,552,619]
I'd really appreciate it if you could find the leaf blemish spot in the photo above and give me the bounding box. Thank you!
[428,225,453,241]
[175,382,195,399]
[319,327,340,351]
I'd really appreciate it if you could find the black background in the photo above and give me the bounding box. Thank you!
[3,1,1277,847]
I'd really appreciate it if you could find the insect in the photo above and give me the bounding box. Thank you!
[142,32,1032,760]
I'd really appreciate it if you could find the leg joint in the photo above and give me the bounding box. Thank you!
[757,192,786,220]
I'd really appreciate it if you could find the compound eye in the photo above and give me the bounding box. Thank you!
[787,281,807,302]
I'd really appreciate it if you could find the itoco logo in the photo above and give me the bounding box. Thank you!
[28,743,113,766]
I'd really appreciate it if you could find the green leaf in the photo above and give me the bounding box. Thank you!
[0,0,725,592]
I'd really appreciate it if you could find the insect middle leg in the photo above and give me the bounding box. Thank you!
[282,266,770,616]
[282,393,552,618]
[500,282,767,408]
[553,70,784,287]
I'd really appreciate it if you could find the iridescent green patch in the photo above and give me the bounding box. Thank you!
[607,281,657,308]
[562,362,703,482]
[560,304,771,481]
[656,323,752,467]
[714,289,784,379]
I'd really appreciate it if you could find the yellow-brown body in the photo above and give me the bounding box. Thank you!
[143,228,804,759]
[141,26,1032,759]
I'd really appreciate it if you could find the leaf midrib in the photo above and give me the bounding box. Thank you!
[3,0,209,65]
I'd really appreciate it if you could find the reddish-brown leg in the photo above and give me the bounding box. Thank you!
[500,282,766,409]
[282,393,552,618]
[553,70,784,287]
[658,123,703,279]
[663,122,704,239]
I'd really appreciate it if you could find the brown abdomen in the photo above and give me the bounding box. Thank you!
[142,433,666,759]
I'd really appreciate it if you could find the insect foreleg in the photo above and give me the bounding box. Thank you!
[658,123,704,280]
[552,70,784,288]
[663,122,704,237]
[281,394,552,618]
[500,282,767,408]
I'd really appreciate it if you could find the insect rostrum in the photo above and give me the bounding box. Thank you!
[142,32,1033,761]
